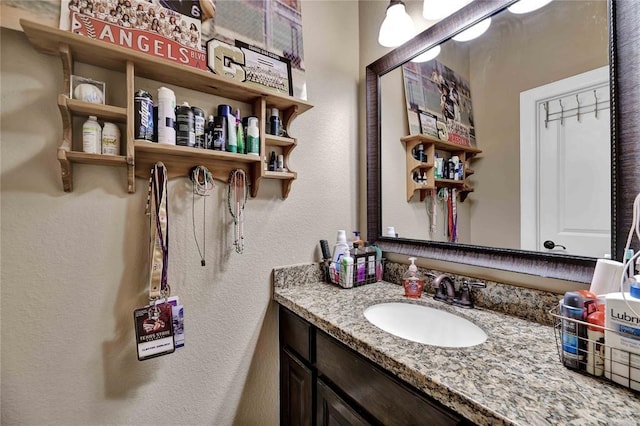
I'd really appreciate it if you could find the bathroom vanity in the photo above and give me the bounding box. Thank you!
[274,265,639,425]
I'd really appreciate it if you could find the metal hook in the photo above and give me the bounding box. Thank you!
[559,99,564,126]
[594,90,599,119]
[575,94,581,122]
[544,101,549,128]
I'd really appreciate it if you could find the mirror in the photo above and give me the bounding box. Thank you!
[366,0,640,283]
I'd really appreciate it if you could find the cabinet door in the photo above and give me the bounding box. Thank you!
[281,348,314,426]
[316,331,463,426]
[316,378,370,426]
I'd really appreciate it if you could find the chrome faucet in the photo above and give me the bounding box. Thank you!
[430,275,486,309]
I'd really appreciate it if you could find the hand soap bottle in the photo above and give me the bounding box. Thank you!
[403,257,424,298]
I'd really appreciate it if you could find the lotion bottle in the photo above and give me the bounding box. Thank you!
[340,248,354,288]
[246,117,260,155]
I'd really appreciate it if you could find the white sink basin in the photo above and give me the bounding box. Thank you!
[364,302,487,348]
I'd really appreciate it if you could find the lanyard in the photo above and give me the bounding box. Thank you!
[147,162,169,300]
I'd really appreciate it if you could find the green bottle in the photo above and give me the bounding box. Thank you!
[235,109,245,154]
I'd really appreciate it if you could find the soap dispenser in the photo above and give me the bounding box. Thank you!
[403,257,424,298]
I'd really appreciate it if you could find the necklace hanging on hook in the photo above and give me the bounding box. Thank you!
[228,169,248,254]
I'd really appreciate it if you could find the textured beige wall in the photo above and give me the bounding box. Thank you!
[0,1,359,424]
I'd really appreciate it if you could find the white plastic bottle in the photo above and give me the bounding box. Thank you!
[82,115,102,154]
[332,230,350,264]
[340,248,354,288]
[226,110,237,153]
[101,122,121,155]
[157,87,176,145]
[246,117,260,155]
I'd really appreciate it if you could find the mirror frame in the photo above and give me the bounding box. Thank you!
[366,0,640,283]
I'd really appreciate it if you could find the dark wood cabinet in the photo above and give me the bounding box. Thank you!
[279,306,470,426]
[316,378,370,426]
[281,347,314,426]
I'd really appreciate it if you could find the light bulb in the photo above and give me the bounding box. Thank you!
[378,2,416,47]
[508,0,554,14]
[423,0,473,21]
[411,45,441,63]
[452,17,491,42]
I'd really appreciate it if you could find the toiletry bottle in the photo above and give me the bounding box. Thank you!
[175,101,195,147]
[352,231,364,248]
[235,109,245,154]
[332,230,350,265]
[82,115,102,154]
[269,108,281,136]
[340,248,354,288]
[586,310,605,376]
[246,117,260,156]
[353,243,366,284]
[204,115,215,150]
[157,87,176,145]
[226,109,237,153]
[561,292,586,370]
[268,151,277,171]
[403,257,424,298]
[101,122,120,155]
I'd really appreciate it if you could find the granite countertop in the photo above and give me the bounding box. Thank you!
[273,273,639,426]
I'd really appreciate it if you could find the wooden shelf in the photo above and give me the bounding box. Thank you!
[63,97,127,122]
[263,170,297,180]
[21,19,312,197]
[66,151,128,167]
[21,20,313,115]
[265,135,297,147]
[434,178,466,188]
[134,140,260,181]
[401,133,482,202]
[401,134,482,155]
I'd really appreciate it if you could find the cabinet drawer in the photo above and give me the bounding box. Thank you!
[279,306,315,363]
[316,330,463,426]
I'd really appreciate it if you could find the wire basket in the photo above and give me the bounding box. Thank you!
[549,304,640,392]
[326,257,384,289]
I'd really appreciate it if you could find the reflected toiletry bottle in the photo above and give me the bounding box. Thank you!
[403,257,424,298]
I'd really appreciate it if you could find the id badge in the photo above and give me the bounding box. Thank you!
[134,303,175,361]
[155,296,184,349]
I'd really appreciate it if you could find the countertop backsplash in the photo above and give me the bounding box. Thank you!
[273,261,562,326]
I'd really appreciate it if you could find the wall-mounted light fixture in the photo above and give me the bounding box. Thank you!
[452,17,492,41]
[423,0,473,21]
[378,0,416,47]
[508,0,553,14]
